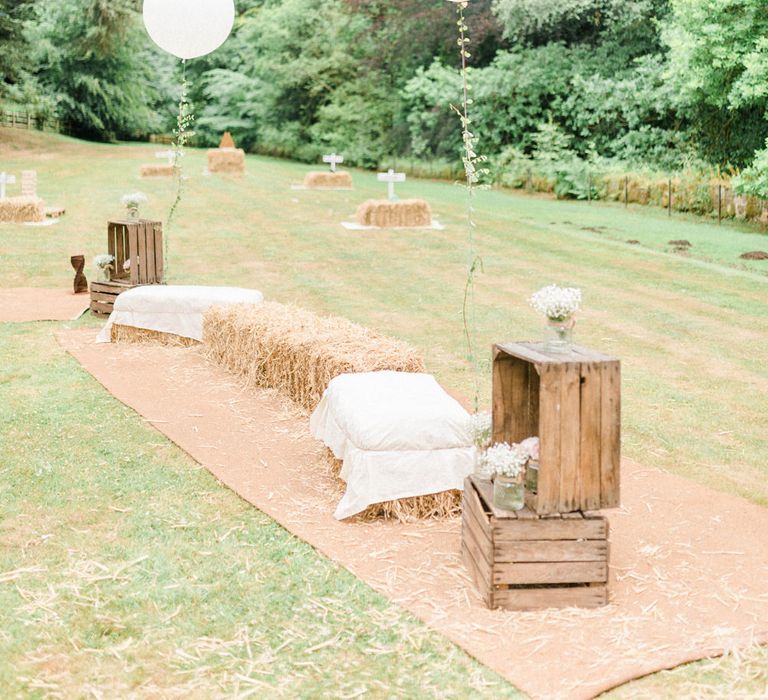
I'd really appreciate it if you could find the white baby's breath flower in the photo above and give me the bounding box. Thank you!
[121,191,147,208]
[482,442,529,479]
[468,411,492,449]
[529,284,582,321]
[93,254,114,269]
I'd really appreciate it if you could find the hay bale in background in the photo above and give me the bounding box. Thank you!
[140,163,175,177]
[303,171,353,189]
[111,323,199,347]
[207,148,245,174]
[203,302,425,411]
[323,449,461,523]
[0,196,45,223]
[355,199,432,228]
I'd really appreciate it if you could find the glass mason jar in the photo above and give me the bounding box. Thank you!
[493,475,524,511]
[544,316,574,352]
[472,447,492,481]
[127,205,139,220]
[97,266,111,282]
[525,459,539,494]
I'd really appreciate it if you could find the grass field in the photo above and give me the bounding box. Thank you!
[1,127,767,697]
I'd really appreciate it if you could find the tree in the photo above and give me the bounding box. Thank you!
[0,0,34,96]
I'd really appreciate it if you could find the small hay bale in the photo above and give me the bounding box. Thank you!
[303,171,353,189]
[111,323,199,347]
[203,301,425,411]
[207,148,246,174]
[322,449,461,523]
[219,131,236,149]
[355,199,432,228]
[0,196,45,223]
[140,163,175,178]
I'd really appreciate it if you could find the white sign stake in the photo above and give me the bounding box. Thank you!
[377,168,405,201]
[0,172,16,200]
[322,153,344,173]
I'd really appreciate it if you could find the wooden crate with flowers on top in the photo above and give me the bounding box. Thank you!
[89,219,163,315]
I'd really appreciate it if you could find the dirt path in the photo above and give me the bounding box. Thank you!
[58,328,768,700]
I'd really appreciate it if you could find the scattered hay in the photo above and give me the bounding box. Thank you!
[203,302,425,411]
[303,171,353,189]
[140,163,174,177]
[740,250,768,260]
[322,449,461,523]
[0,196,44,223]
[207,148,245,174]
[355,199,432,228]
[111,323,199,347]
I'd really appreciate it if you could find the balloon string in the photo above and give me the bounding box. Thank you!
[166,58,192,283]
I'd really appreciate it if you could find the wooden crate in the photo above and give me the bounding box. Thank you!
[461,476,608,610]
[89,280,137,316]
[107,219,163,286]
[492,342,620,514]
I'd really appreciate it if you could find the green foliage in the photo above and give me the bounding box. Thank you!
[733,140,768,198]
[23,0,168,140]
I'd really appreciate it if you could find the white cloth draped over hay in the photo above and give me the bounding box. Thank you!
[96,285,264,343]
[310,371,474,520]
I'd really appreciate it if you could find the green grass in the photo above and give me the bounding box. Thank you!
[1,127,768,697]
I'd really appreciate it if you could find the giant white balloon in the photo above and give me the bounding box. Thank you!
[143,0,235,60]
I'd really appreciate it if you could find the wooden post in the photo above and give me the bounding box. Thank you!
[668,178,672,216]
[624,176,628,207]
[526,168,532,192]
[587,172,591,203]
[718,184,722,224]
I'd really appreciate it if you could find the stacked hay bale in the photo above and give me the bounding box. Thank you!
[204,301,424,410]
[203,302,459,521]
[0,196,45,223]
[355,199,432,228]
[303,171,352,189]
[207,131,245,174]
[140,163,175,177]
[110,324,199,346]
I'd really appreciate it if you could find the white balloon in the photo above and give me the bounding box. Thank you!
[143,0,235,60]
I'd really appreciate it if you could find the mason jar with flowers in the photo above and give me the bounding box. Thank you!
[121,191,147,220]
[92,254,114,282]
[529,284,582,352]
[468,411,493,480]
[486,442,529,511]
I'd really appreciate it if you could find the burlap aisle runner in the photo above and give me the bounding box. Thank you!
[57,328,768,700]
[1,288,88,322]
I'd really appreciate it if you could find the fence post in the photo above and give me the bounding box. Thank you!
[587,172,591,204]
[526,168,532,192]
[718,184,722,224]
[624,176,628,207]
[668,178,672,216]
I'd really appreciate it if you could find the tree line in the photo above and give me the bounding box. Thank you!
[2,0,768,191]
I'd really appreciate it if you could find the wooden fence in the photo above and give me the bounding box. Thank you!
[0,110,61,132]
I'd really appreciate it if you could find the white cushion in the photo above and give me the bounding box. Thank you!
[309,371,474,519]
[96,285,263,342]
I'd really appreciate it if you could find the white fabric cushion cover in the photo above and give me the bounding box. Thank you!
[96,285,263,342]
[309,371,474,519]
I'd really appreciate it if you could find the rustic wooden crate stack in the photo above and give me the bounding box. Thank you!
[90,219,163,316]
[462,341,620,610]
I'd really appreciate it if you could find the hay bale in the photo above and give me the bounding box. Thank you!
[140,163,175,177]
[111,323,199,347]
[323,449,461,523]
[355,199,432,228]
[219,131,236,149]
[207,148,245,174]
[0,196,44,223]
[303,171,353,189]
[203,301,425,411]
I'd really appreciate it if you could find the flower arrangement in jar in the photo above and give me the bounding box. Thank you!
[529,284,582,352]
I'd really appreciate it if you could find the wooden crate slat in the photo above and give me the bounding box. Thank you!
[579,361,603,510]
[600,360,621,507]
[128,225,139,285]
[144,221,157,282]
[559,362,581,512]
[493,539,608,563]
[493,560,607,585]
[493,584,607,611]
[461,515,493,590]
[90,291,122,304]
[536,363,562,513]
[89,300,113,314]
[137,222,148,284]
[154,223,164,282]
[493,518,606,542]
[461,543,492,607]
